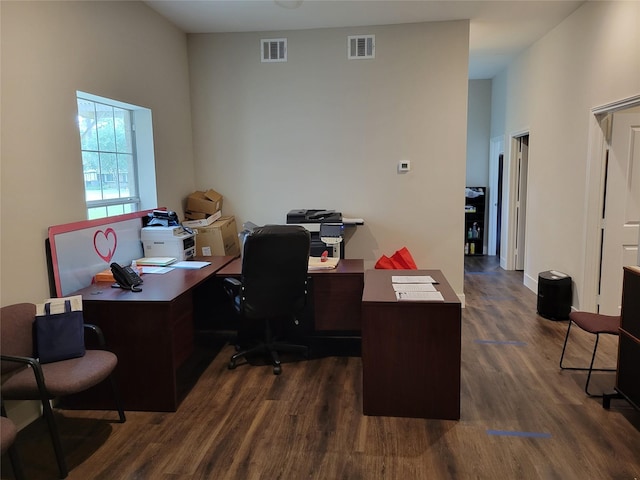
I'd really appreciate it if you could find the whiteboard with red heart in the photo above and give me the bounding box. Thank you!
[47,211,152,296]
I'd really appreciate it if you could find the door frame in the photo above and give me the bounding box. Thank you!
[488,135,505,258]
[504,129,529,271]
[582,94,640,312]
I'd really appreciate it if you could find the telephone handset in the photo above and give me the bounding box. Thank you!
[110,263,143,292]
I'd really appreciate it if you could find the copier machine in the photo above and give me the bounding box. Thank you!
[286,209,345,258]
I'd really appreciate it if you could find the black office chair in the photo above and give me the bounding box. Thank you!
[224,224,311,375]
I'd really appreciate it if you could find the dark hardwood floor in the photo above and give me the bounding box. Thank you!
[3,256,639,479]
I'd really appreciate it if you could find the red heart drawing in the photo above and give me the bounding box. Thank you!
[93,228,118,264]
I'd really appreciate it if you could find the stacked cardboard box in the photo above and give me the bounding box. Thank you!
[184,189,223,220]
[193,216,240,257]
[183,189,240,257]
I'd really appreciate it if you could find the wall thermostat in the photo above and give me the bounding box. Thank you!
[398,160,411,173]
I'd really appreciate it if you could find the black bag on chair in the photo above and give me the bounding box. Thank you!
[35,299,85,364]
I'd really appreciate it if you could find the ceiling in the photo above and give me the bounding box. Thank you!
[144,0,584,79]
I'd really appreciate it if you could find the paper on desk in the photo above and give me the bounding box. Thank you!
[308,256,339,270]
[135,257,177,266]
[171,261,211,269]
[140,266,173,274]
[392,283,436,292]
[395,291,444,301]
[391,275,436,284]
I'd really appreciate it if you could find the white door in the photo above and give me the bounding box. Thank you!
[599,109,640,315]
[514,136,529,271]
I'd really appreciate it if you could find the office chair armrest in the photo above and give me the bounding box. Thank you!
[1,354,50,399]
[83,323,108,349]
[1,354,38,367]
[222,277,242,298]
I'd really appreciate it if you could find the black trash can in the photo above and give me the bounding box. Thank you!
[537,270,572,320]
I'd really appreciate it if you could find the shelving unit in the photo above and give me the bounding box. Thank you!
[465,187,485,256]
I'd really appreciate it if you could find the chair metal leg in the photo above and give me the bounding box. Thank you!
[40,398,68,478]
[1,404,25,480]
[109,374,126,423]
[7,441,25,480]
[584,334,600,396]
[560,322,616,397]
[559,320,574,369]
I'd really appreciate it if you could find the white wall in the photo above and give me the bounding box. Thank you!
[466,80,492,188]
[188,21,470,295]
[0,1,196,305]
[490,1,640,305]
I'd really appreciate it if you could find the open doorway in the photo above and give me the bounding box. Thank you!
[512,134,529,271]
[488,136,504,259]
[496,154,504,258]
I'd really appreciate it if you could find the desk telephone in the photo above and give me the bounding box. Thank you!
[110,263,143,292]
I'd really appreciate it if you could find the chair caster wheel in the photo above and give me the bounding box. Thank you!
[273,365,282,375]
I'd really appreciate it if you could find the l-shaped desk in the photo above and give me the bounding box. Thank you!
[67,257,460,420]
[67,256,364,412]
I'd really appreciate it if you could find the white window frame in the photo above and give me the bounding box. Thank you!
[76,91,157,219]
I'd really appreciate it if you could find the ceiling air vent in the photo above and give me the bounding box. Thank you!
[261,38,287,62]
[348,35,375,59]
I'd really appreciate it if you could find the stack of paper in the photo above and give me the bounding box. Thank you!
[171,261,211,269]
[135,257,177,266]
[308,256,339,270]
[391,275,444,301]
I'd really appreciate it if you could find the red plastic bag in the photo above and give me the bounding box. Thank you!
[374,255,397,269]
[375,247,417,269]
[390,247,417,269]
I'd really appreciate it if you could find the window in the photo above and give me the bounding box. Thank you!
[76,92,157,219]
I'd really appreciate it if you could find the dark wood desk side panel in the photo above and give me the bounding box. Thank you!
[216,258,365,333]
[620,267,640,338]
[617,332,640,410]
[362,302,461,420]
[170,292,195,367]
[313,274,363,331]
[90,301,177,412]
[617,267,640,409]
[64,300,178,412]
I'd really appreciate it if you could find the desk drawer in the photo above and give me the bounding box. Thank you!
[313,275,363,331]
[617,331,640,409]
[171,292,194,367]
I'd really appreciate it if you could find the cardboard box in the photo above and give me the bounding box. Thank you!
[184,210,207,220]
[194,216,240,257]
[182,210,222,228]
[186,189,223,215]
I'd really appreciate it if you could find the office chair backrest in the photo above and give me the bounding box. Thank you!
[240,224,311,319]
[0,303,36,375]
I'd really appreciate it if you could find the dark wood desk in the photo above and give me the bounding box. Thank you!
[65,256,236,412]
[611,266,640,410]
[361,269,461,420]
[216,258,364,333]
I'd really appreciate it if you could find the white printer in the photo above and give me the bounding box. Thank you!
[140,226,195,260]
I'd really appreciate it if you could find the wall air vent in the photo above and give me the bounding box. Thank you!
[261,38,287,62]
[348,35,375,59]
